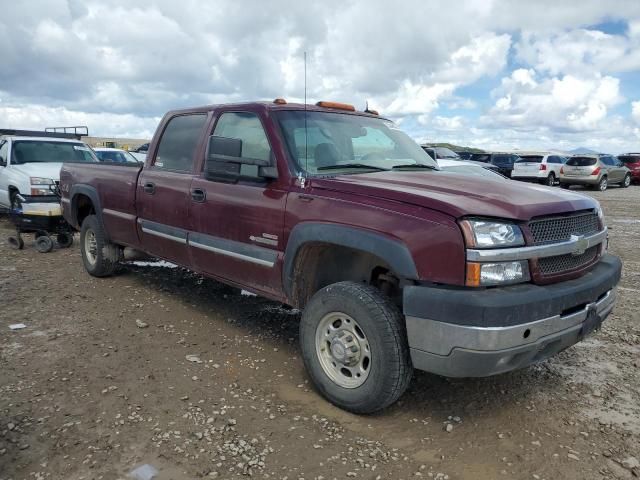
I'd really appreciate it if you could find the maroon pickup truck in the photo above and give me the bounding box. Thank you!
[60,100,621,413]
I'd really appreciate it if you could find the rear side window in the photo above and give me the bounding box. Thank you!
[566,157,597,166]
[601,156,615,166]
[516,155,543,163]
[213,112,271,161]
[154,114,207,172]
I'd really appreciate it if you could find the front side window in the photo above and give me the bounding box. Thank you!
[276,110,437,174]
[154,114,207,172]
[11,141,98,164]
[213,112,271,162]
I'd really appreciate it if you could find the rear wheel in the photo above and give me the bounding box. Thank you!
[80,215,120,277]
[545,173,555,186]
[300,281,413,414]
[596,176,608,191]
[621,174,631,188]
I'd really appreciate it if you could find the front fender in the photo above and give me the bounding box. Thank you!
[283,222,419,298]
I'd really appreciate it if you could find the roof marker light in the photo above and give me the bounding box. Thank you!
[315,101,356,111]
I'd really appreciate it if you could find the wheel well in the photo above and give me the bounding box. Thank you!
[289,243,401,308]
[74,194,95,226]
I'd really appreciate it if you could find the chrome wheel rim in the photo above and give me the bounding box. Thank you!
[600,178,607,190]
[315,312,371,389]
[624,175,630,187]
[547,175,554,186]
[84,229,97,265]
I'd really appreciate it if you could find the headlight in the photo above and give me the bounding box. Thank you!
[459,219,525,248]
[595,204,605,228]
[466,261,530,287]
[30,177,55,185]
[30,177,56,196]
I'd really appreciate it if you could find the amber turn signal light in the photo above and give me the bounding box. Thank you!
[465,262,482,287]
[315,101,356,111]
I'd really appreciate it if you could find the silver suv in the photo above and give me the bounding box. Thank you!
[560,154,631,191]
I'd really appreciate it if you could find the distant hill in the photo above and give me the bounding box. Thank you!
[569,147,600,155]
[423,142,485,153]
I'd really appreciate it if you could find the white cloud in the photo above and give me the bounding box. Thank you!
[484,70,623,132]
[633,101,640,123]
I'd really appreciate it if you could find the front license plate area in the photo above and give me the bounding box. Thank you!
[580,303,602,339]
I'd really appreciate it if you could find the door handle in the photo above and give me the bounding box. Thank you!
[191,188,206,202]
[143,182,155,194]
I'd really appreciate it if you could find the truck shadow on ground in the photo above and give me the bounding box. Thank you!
[120,262,569,422]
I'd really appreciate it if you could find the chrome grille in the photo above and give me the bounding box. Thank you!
[538,246,599,275]
[529,212,599,245]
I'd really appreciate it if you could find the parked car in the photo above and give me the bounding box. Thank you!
[134,143,149,153]
[421,146,460,160]
[511,152,567,186]
[94,147,141,164]
[560,154,631,191]
[437,159,507,180]
[60,99,621,413]
[469,152,520,177]
[0,131,98,210]
[617,153,640,184]
[454,151,474,160]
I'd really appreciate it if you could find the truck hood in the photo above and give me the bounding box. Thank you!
[312,171,598,221]
[9,163,63,181]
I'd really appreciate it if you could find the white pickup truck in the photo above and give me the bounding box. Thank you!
[0,131,98,210]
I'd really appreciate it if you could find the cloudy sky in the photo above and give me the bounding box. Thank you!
[2,0,640,152]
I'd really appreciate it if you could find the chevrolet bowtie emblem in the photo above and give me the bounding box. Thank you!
[570,234,588,256]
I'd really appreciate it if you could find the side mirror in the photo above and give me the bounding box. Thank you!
[205,136,276,182]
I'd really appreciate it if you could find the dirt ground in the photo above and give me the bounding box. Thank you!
[1,185,639,480]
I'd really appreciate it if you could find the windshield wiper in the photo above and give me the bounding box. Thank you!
[317,163,389,172]
[391,164,439,170]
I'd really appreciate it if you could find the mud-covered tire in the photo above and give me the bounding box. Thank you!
[300,281,413,414]
[80,215,120,277]
[621,174,631,188]
[56,232,74,248]
[35,236,54,253]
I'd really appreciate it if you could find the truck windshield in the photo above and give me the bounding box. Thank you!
[11,141,98,164]
[275,111,438,174]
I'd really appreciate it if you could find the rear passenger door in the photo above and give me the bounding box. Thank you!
[137,113,208,266]
[601,156,622,183]
[188,110,287,299]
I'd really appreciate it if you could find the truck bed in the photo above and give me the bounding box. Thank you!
[60,162,142,248]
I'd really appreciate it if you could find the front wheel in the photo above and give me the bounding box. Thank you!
[80,215,120,277]
[300,281,413,414]
[621,174,631,188]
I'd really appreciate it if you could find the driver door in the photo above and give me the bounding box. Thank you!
[0,141,10,207]
[188,110,287,299]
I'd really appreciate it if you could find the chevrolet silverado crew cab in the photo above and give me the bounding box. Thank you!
[60,100,622,413]
[0,129,98,210]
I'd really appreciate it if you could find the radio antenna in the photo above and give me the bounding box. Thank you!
[302,51,308,187]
